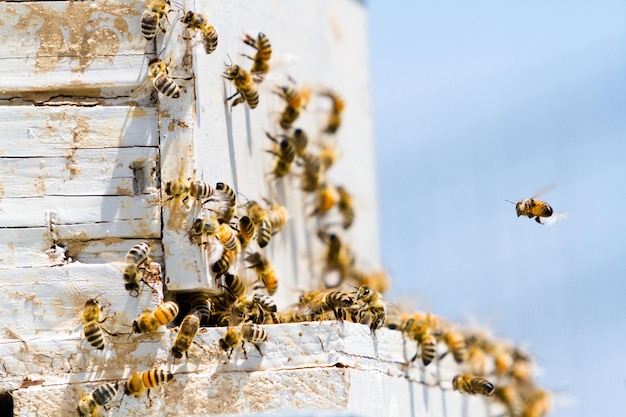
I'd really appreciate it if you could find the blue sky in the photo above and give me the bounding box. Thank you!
[369,2,626,416]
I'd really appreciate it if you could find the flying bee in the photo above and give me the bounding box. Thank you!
[242,32,272,81]
[141,0,171,40]
[265,200,288,235]
[292,128,309,157]
[131,301,179,334]
[77,382,118,417]
[318,230,355,286]
[180,11,218,54]
[443,329,468,364]
[246,252,278,295]
[319,141,339,171]
[218,323,268,359]
[216,223,240,252]
[223,63,259,109]
[336,185,355,229]
[310,182,339,218]
[494,385,524,417]
[522,389,551,417]
[82,297,116,350]
[274,83,312,129]
[209,182,237,224]
[172,311,201,359]
[402,314,444,366]
[506,186,565,225]
[452,375,495,397]
[299,152,323,192]
[236,215,256,248]
[300,289,355,322]
[266,132,297,178]
[124,369,174,397]
[245,200,272,248]
[212,248,237,279]
[319,89,345,134]
[354,286,386,332]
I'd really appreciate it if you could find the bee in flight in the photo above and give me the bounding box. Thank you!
[452,374,495,397]
[77,382,118,416]
[223,63,259,109]
[180,11,218,54]
[506,187,565,225]
[141,0,172,40]
[242,32,272,81]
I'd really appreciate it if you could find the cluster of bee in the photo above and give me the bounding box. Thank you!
[72,1,553,416]
[384,310,551,416]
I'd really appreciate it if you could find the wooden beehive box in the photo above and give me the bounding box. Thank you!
[0,1,498,416]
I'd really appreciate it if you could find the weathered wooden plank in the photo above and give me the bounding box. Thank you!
[0,0,154,99]
[0,194,160,230]
[0,230,163,269]
[0,148,159,198]
[0,263,162,339]
[0,106,158,158]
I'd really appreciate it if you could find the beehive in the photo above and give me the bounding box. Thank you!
[0,1,516,416]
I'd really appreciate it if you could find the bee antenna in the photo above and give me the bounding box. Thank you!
[504,200,516,205]
[225,54,233,66]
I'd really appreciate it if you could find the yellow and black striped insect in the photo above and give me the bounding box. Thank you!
[77,382,118,416]
[246,252,278,295]
[223,64,259,109]
[141,0,171,40]
[236,215,256,248]
[125,369,174,397]
[131,301,179,334]
[181,11,218,54]
[218,323,268,359]
[452,375,495,397]
[172,311,201,359]
[242,32,272,80]
[82,297,116,350]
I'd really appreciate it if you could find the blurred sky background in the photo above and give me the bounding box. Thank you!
[369,1,626,416]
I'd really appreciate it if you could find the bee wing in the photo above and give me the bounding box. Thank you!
[130,74,154,100]
[542,211,567,226]
[531,185,557,199]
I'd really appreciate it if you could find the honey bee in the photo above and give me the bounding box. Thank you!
[292,128,309,157]
[122,241,153,296]
[452,375,495,397]
[141,0,171,40]
[236,215,256,248]
[124,369,174,397]
[246,200,276,248]
[82,297,115,350]
[131,301,179,334]
[218,323,268,359]
[336,185,355,229]
[275,83,312,129]
[188,216,220,244]
[223,64,259,109]
[230,293,279,325]
[300,289,355,322]
[188,292,212,325]
[299,152,323,192]
[211,182,237,224]
[212,248,237,278]
[219,273,246,305]
[506,187,564,225]
[266,201,288,234]
[401,314,443,366]
[320,89,345,134]
[246,252,278,295]
[165,176,214,207]
[216,223,240,252]
[310,182,339,218]
[180,11,218,54]
[145,58,182,99]
[319,141,339,171]
[242,32,272,80]
[522,389,551,417]
[354,286,386,332]
[318,230,355,285]
[443,329,468,364]
[171,311,201,359]
[266,132,297,178]
[77,382,118,417]
[494,385,524,417]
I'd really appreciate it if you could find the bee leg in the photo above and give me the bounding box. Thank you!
[535,216,544,224]
[253,343,263,357]
[438,350,449,361]
[225,91,240,103]
[147,389,153,407]
[240,53,255,61]
[100,326,118,337]
[241,341,248,359]
[409,351,419,363]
